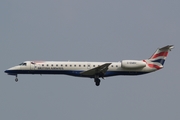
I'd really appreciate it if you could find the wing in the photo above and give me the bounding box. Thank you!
[80,63,111,77]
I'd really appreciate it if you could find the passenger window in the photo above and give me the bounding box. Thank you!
[93,65,95,67]
[116,65,118,67]
[79,65,81,67]
[74,65,76,67]
[65,65,67,67]
[84,65,86,67]
[111,65,113,67]
[42,64,44,66]
[56,64,58,67]
[51,64,53,67]
[47,64,49,66]
[61,64,63,67]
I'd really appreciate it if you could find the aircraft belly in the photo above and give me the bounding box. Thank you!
[104,71,149,77]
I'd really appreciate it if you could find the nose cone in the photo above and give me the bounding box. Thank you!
[4,70,8,73]
[4,66,20,75]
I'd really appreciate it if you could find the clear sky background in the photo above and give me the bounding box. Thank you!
[0,0,180,120]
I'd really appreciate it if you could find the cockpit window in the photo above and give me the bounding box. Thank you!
[19,63,27,66]
[19,63,23,65]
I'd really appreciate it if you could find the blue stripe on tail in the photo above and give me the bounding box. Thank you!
[151,59,165,65]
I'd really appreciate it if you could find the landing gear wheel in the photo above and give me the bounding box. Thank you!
[15,78,18,82]
[15,75,18,82]
[94,78,100,86]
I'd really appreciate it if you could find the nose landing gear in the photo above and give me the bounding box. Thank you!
[15,75,18,82]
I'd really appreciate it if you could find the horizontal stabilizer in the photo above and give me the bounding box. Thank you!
[159,45,174,51]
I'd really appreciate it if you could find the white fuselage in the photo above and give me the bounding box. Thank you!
[5,61,156,78]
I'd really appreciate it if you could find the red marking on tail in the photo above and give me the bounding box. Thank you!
[147,64,162,70]
[143,60,162,70]
[151,51,168,59]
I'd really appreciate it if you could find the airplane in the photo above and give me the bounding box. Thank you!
[4,45,174,86]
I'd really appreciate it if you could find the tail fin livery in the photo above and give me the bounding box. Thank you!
[144,45,174,70]
[149,45,174,65]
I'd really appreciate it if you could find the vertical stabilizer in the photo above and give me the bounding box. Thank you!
[149,45,174,65]
[144,45,174,70]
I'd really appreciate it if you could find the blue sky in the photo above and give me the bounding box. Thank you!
[1,0,180,120]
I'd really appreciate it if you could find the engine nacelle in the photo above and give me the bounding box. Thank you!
[121,60,146,69]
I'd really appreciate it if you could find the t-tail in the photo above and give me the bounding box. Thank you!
[144,45,174,70]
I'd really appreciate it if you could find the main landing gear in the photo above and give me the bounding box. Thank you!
[94,78,100,86]
[15,75,18,82]
[94,75,101,86]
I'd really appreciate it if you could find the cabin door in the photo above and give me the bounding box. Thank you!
[30,62,35,70]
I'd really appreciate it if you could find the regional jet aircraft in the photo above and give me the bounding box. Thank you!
[4,45,174,86]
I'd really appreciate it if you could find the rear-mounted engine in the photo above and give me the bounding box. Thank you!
[121,60,146,69]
